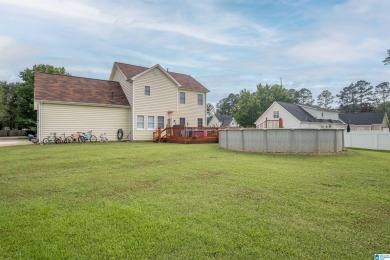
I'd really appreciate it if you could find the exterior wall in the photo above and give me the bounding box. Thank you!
[132,68,179,141]
[111,65,133,106]
[301,107,339,120]
[39,103,130,142]
[208,116,221,127]
[300,122,344,129]
[173,90,206,127]
[344,131,390,150]
[220,128,344,153]
[256,103,300,128]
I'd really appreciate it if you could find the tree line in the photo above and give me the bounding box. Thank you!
[206,50,390,127]
[208,81,389,127]
[0,65,69,130]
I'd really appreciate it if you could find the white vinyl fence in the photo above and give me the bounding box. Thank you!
[344,131,390,150]
[219,128,344,153]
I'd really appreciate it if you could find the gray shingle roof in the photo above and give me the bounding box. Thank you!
[339,112,386,125]
[277,101,343,123]
[215,115,233,126]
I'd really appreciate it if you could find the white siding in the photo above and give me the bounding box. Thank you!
[173,90,206,127]
[132,68,178,141]
[40,103,130,142]
[256,103,300,128]
[208,115,221,127]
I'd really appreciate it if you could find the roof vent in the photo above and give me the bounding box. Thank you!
[166,68,169,72]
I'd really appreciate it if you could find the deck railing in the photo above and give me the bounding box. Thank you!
[154,126,219,144]
[258,117,284,129]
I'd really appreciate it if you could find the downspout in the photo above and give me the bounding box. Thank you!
[38,101,42,143]
[132,82,135,141]
[205,93,207,127]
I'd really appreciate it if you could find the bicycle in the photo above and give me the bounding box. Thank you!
[99,133,108,142]
[55,133,68,144]
[66,132,86,143]
[81,130,97,142]
[42,132,57,145]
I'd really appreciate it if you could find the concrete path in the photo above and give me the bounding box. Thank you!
[0,137,33,147]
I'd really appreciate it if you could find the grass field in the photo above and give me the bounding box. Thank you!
[0,142,389,259]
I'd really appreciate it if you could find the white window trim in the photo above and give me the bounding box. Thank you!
[180,92,185,104]
[145,86,151,96]
[157,116,165,129]
[197,94,203,106]
[137,115,145,129]
[273,111,279,119]
[147,116,155,130]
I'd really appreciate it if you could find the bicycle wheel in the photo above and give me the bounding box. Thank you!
[55,138,62,144]
[42,138,49,145]
[65,136,73,143]
[90,135,97,142]
[78,136,86,143]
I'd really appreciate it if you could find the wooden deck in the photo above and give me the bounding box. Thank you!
[153,127,219,144]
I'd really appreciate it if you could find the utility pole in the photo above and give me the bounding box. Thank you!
[280,77,283,87]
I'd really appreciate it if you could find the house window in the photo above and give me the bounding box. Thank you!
[148,116,154,129]
[180,118,185,126]
[273,111,279,118]
[197,94,203,105]
[158,116,164,128]
[198,118,203,127]
[321,112,323,117]
[145,86,150,96]
[180,92,185,104]
[137,115,144,129]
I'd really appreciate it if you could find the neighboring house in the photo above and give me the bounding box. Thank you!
[207,114,239,128]
[339,112,389,131]
[34,62,209,142]
[255,101,344,129]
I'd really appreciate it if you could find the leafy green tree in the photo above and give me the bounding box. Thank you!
[287,89,300,103]
[383,49,390,65]
[337,83,359,112]
[216,93,239,115]
[355,80,373,107]
[16,64,69,129]
[317,90,334,109]
[297,88,314,105]
[232,89,258,127]
[206,103,215,124]
[232,84,292,127]
[375,82,390,113]
[0,83,4,129]
[0,81,21,129]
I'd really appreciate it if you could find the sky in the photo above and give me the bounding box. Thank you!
[0,0,389,105]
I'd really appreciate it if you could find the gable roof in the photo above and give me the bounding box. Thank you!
[34,72,130,106]
[277,101,342,123]
[115,62,209,93]
[339,112,387,125]
[215,114,234,126]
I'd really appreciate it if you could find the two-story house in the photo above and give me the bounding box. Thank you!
[34,62,209,142]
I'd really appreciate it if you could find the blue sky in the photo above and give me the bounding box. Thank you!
[0,0,389,105]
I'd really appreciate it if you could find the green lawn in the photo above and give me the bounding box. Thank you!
[0,143,389,259]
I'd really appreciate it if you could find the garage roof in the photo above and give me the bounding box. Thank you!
[34,72,130,106]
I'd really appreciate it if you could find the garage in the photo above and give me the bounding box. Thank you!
[34,72,131,143]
